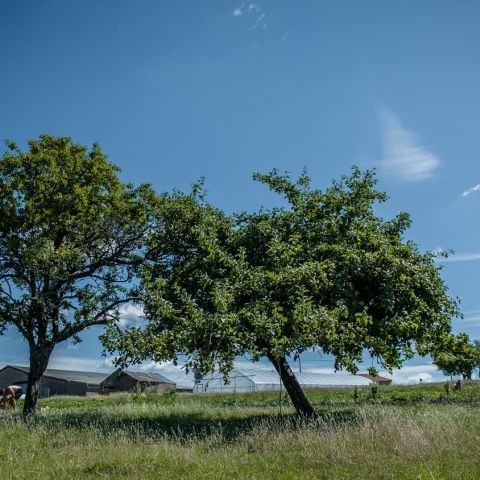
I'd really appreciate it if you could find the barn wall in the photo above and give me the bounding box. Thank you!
[115,375,137,391]
[111,376,174,393]
[86,384,101,393]
[0,368,65,397]
[101,371,136,391]
[0,368,98,397]
[101,372,174,393]
[149,383,175,394]
[102,374,141,392]
[176,387,193,393]
[41,377,67,397]
[100,370,122,388]
[65,381,88,396]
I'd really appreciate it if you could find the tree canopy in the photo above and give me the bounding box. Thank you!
[104,167,459,416]
[0,135,156,414]
[433,333,480,379]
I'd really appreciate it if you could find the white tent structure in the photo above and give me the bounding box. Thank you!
[193,368,373,393]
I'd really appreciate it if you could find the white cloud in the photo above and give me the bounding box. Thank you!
[135,360,174,372]
[49,353,176,372]
[390,364,442,384]
[380,108,440,182]
[281,28,299,42]
[233,2,268,29]
[436,252,480,263]
[462,184,480,197]
[116,304,144,328]
[252,13,266,29]
[232,6,244,17]
[48,355,115,372]
[402,372,435,384]
[96,356,116,369]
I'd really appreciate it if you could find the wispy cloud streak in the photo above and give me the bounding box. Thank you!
[462,184,480,197]
[453,313,480,327]
[232,3,268,29]
[436,252,480,263]
[380,108,440,182]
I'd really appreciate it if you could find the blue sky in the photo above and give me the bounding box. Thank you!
[1,1,480,384]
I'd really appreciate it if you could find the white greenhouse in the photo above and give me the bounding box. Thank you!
[193,368,373,393]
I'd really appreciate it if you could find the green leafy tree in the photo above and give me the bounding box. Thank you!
[0,135,155,414]
[433,333,480,380]
[104,168,458,416]
[474,340,480,379]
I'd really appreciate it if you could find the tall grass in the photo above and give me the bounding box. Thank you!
[0,393,479,479]
[31,380,480,411]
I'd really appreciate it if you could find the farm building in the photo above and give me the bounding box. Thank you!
[0,365,109,397]
[100,369,176,393]
[358,373,392,385]
[193,368,373,393]
[153,369,196,393]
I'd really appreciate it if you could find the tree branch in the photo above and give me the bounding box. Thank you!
[55,296,140,343]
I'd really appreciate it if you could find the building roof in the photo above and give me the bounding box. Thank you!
[122,370,175,384]
[358,373,392,383]
[1,365,109,386]
[202,368,373,387]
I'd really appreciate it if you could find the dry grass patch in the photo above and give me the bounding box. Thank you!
[0,400,479,479]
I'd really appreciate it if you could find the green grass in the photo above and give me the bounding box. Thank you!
[33,379,480,410]
[1,383,479,479]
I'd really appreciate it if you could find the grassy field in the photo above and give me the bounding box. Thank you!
[0,383,479,479]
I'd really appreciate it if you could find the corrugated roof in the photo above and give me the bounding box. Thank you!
[123,371,175,384]
[5,365,109,385]
[202,368,373,387]
[358,373,392,383]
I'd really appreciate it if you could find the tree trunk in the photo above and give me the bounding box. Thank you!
[267,353,314,417]
[23,344,53,416]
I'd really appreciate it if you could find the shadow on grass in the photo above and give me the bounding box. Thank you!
[1,407,361,443]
